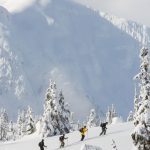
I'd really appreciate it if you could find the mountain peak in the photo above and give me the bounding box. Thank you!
[0,6,10,26]
[99,12,150,46]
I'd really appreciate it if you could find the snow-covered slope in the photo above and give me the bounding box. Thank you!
[0,6,41,119]
[73,0,150,47]
[99,12,150,47]
[0,122,134,150]
[0,0,141,120]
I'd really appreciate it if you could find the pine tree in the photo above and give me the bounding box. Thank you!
[70,112,77,131]
[134,85,139,114]
[127,111,134,122]
[87,109,97,127]
[106,104,117,124]
[0,108,9,141]
[106,106,112,124]
[58,90,71,133]
[25,106,35,134]
[8,120,16,141]
[132,47,150,150]
[17,110,26,137]
[40,80,71,137]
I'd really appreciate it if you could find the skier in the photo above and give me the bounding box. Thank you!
[99,122,108,135]
[39,139,47,150]
[80,126,88,141]
[59,134,68,148]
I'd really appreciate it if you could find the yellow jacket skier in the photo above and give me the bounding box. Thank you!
[80,126,88,141]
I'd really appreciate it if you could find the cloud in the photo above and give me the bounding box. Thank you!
[73,0,150,27]
[0,0,36,13]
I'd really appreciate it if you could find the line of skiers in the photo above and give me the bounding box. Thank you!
[38,122,108,149]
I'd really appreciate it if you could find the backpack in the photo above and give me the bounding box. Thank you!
[38,142,42,147]
[100,123,103,127]
[79,128,83,133]
[59,136,63,141]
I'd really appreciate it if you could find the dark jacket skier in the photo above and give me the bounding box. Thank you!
[100,122,108,135]
[80,126,88,141]
[39,139,47,150]
[59,134,68,148]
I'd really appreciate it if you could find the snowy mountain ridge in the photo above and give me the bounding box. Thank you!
[99,12,150,47]
[0,6,39,119]
[73,0,150,47]
[0,0,144,120]
[0,6,10,26]
[0,7,23,99]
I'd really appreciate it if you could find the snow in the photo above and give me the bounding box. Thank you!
[0,0,141,120]
[0,6,10,26]
[81,144,102,150]
[73,0,150,46]
[99,12,150,46]
[0,122,134,150]
[111,117,123,124]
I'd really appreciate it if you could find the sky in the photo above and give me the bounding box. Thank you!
[74,0,150,27]
[0,0,36,12]
[0,0,150,27]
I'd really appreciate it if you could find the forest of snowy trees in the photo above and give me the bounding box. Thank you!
[1,48,150,150]
[0,78,120,142]
[0,80,73,141]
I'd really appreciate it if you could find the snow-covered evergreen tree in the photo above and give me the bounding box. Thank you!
[127,111,134,122]
[77,120,82,130]
[58,90,71,133]
[106,104,117,124]
[40,80,71,137]
[70,112,75,126]
[0,108,9,141]
[25,106,35,135]
[106,106,112,124]
[70,112,77,131]
[87,109,97,127]
[8,120,16,141]
[134,85,139,114]
[17,110,26,137]
[132,47,150,150]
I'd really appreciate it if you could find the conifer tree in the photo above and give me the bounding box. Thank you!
[8,120,16,140]
[106,106,112,124]
[132,47,150,150]
[41,80,71,137]
[106,104,117,124]
[17,110,26,137]
[134,85,139,114]
[127,111,134,122]
[58,90,71,133]
[0,108,9,141]
[25,106,35,134]
[87,109,97,127]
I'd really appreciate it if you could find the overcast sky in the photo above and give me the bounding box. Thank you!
[74,0,150,27]
[0,0,150,27]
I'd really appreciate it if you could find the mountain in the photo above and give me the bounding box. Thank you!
[0,0,141,120]
[74,0,150,46]
[99,12,150,46]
